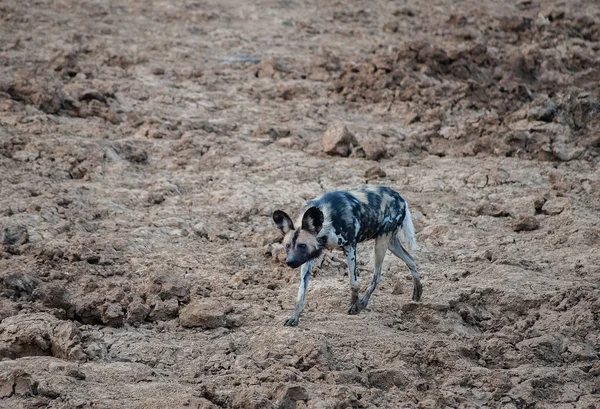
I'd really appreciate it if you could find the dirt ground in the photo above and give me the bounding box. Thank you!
[1,0,599,408]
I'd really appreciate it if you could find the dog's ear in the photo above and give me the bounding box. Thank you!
[301,207,324,234]
[273,210,294,234]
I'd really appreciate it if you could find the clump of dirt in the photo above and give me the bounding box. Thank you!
[0,68,123,123]
[327,38,599,160]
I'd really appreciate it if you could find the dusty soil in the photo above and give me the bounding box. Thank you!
[1,0,599,408]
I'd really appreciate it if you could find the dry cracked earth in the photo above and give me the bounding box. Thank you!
[1,0,599,408]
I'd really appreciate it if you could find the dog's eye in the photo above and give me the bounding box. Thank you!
[298,243,307,250]
[285,243,291,250]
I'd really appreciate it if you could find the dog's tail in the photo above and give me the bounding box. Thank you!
[400,202,418,251]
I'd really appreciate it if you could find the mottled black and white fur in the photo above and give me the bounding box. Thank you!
[273,185,422,326]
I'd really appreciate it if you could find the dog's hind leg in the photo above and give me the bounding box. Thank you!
[388,235,422,301]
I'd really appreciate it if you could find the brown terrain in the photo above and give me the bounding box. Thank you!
[1,0,599,408]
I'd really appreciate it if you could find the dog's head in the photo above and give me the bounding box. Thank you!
[272,207,324,268]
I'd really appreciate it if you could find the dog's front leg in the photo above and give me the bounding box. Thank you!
[345,244,361,315]
[284,260,314,327]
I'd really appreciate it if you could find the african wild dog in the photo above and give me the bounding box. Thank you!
[273,185,422,326]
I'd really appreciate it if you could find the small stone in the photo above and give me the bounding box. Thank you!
[276,385,309,407]
[529,100,557,122]
[79,90,107,103]
[150,298,180,321]
[534,197,546,214]
[365,166,386,180]
[276,136,305,150]
[128,149,148,164]
[253,127,290,141]
[405,111,421,125]
[541,198,570,215]
[101,302,124,327]
[322,125,358,157]
[2,225,28,246]
[125,299,150,325]
[192,222,208,238]
[70,165,87,179]
[552,142,583,161]
[361,138,387,160]
[257,59,288,78]
[159,278,190,303]
[147,129,167,139]
[179,299,228,329]
[382,20,399,33]
[34,282,72,311]
[512,216,540,232]
[367,368,409,389]
[397,158,411,167]
[477,202,510,217]
[148,192,165,205]
[2,272,38,298]
[152,67,165,75]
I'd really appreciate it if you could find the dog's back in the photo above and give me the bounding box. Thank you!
[299,185,409,248]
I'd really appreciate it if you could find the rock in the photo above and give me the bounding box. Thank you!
[275,136,306,150]
[541,198,570,215]
[367,368,409,389]
[0,313,85,361]
[405,111,421,125]
[179,299,228,329]
[253,127,290,141]
[147,128,167,139]
[528,100,557,122]
[2,225,29,245]
[512,216,540,232]
[159,278,191,303]
[392,282,404,295]
[70,164,87,179]
[382,21,399,33]
[0,299,18,321]
[127,149,148,164]
[152,67,165,75]
[552,142,583,161]
[322,125,358,157]
[48,361,86,380]
[33,282,72,312]
[477,202,510,217]
[232,388,274,409]
[517,334,564,363]
[192,222,208,238]
[365,166,386,180]
[150,297,180,321]
[349,146,366,158]
[275,385,309,409]
[534,197,546,214]
[397,158,412,167]
[2,272,38,299]
[0,369,34,398]
[52,321,86,361]
[100,302,124,327]
[360,138,387,160]
[257,59,289,78]
[125,298,150,325]
[148,192,165,205]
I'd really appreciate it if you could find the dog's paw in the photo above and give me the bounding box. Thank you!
[357,296,369,310]
[347,303,361,315]
[284,316,300,326]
